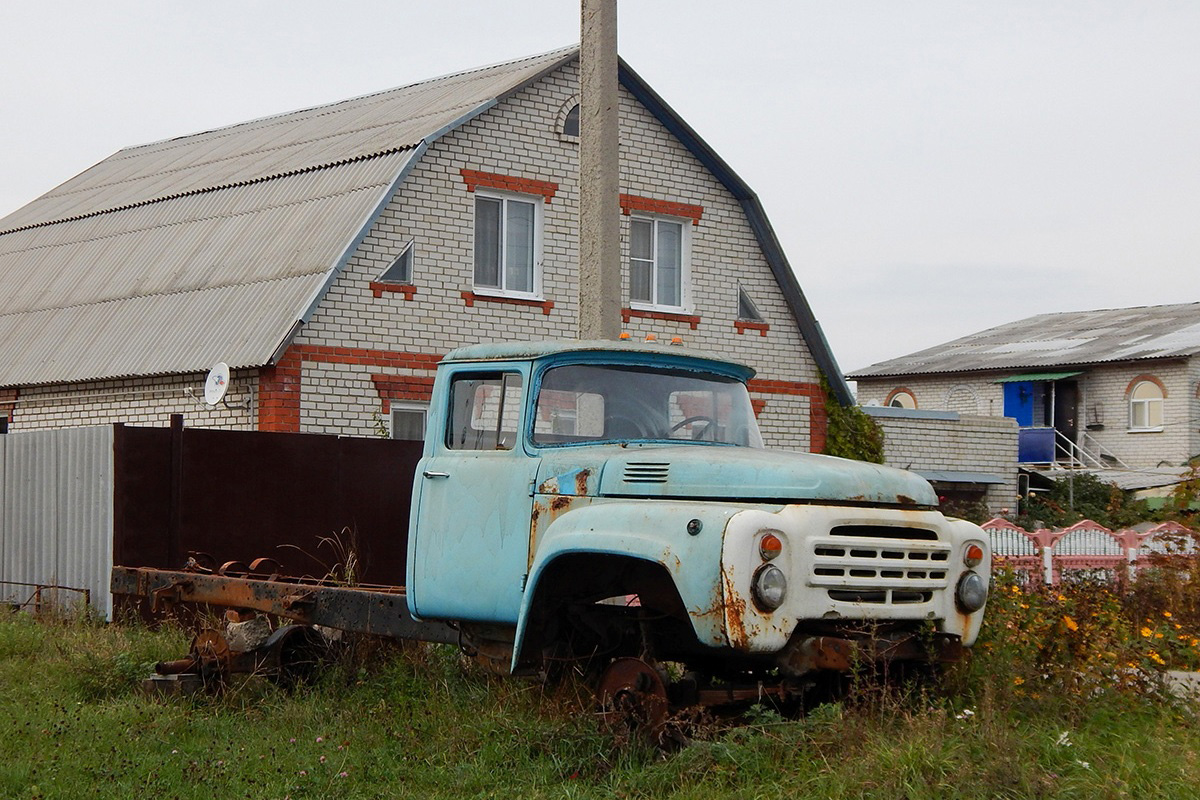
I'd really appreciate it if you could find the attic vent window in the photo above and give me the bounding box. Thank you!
[737,288,763,322]
[369,241,417,300]
[562,103,580,138]
[379,241,414,284]
[734,287,769,336]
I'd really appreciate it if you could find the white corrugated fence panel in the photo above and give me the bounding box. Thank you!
[0,427,114,617]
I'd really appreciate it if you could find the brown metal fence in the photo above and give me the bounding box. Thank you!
[112,422,423,587]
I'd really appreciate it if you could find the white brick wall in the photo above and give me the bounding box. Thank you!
[866,408,1019,516]
[9,371,256,431]
[857,357,1198,468]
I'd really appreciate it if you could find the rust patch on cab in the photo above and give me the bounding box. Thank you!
[720,563,749,651]
[897,495,916,506]
[550,495,572,513]
[575,468,591,496]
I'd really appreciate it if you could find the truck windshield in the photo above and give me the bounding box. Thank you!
[532,363,763,447]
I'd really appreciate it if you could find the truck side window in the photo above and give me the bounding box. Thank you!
[446,372,524,450]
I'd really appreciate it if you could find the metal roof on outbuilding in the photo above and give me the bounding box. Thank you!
[848,302,1200,379]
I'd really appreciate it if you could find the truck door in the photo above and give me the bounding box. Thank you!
[409,368,536,624]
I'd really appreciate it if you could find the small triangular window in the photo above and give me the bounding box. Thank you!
[378,241,414,284]
[737,287,763,321]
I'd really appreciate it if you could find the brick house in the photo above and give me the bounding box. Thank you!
[851,303,1200,470]
[0,48,849,451]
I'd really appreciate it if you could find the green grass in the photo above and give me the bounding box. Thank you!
[2,608,1199,799]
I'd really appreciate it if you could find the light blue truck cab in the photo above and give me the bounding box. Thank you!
[407,340,990,686]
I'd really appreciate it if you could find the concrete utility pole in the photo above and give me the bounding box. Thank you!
[578,0,622,340]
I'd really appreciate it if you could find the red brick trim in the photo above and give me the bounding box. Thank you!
[369,282,417,300]
[1124,374,1167,398]
[735,320,769,337]
[0,387,17,426]
[291,345,442,371]
[460,169,558,203]
[371,374,436,414]
[258,348,302,432]
[619,193,703,225]
[461,291,554,315]
[750,398,767,417]
[621,308,700,329]
[884,387,918,408]
[746,379,826,453]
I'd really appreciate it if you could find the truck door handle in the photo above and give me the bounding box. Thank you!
[422,470,450,479]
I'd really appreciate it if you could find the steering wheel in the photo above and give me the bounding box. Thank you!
[670,415,717,440]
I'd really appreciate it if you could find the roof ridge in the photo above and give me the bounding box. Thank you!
[118,46,578,156]
[0,147,413,238]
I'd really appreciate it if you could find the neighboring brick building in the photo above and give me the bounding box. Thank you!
[852,303,1200,469]
[0,48,849,451]
[863,407,1019,517]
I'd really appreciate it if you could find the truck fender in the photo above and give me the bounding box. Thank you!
[510,501,738,673]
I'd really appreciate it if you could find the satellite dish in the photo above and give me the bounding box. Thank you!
[203,362,231,406]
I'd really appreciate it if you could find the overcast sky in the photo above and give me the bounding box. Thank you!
[3,1,1197,376]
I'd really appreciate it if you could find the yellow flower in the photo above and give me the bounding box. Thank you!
[1191,638,1199,647]
[1149,651,1165,666]
[1020,603,1029,610]
[1063,615,1079,632]
[1058,594,1067,602]
[1141,627,1153,638]
[1163,611,1173,618]
[1013,677,1025,686]
[1156,633,1164,639]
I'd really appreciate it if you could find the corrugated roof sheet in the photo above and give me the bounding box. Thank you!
[0,48,574,233]
[0,48,575,387]
[849,302,1200,378]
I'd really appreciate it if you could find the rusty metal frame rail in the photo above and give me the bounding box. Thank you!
[111,567,458,645]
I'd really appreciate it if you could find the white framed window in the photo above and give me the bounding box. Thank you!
[377,240,414,284]
[1129,380,1164,431]
[629,215,689,311]
[473,192,541,297]
[390,405,427,442]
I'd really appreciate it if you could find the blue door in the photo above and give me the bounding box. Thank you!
[1003,382,1035,427]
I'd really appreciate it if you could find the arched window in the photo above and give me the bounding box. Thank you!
[1129,379,1164,430]
[562,103,580,137]
[886,388,917,409]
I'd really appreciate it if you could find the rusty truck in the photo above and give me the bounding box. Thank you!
[113,339,991,729]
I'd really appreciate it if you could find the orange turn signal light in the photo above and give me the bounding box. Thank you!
[759,532,783,561]
[963,543,985,568]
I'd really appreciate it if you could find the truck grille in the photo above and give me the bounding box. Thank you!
[809,530,951,605]
[622,462,670,484]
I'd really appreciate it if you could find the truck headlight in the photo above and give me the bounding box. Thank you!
[751,564,787,612]
[956,572,987,613]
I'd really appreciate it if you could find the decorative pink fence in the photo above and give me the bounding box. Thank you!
[981,518,1198,586]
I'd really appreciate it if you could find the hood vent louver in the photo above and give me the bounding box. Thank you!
[623,462,671,484]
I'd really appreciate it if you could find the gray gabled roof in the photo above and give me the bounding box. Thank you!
[0,49,575,387]
[1,46,849,404]
[849,302,1200,379]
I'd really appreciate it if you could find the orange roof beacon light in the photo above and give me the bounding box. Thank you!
[644,333,657,342]
[670,336,683,345]
[618,331,632,340]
